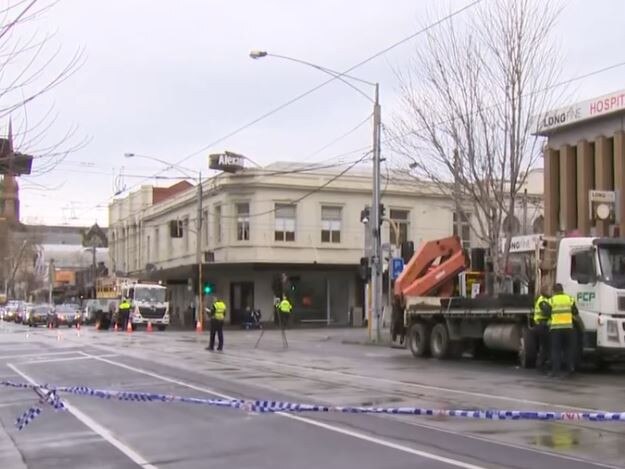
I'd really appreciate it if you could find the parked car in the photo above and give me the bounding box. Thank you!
[26,305,52,327]
[49,304,82,328]
[3,305,17,322]
[14,303,27,324]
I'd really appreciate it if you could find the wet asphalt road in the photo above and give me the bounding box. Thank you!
[0,322,624,469]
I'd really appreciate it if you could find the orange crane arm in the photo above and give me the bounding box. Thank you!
[393,236,468,298]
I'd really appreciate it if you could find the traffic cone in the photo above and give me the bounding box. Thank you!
[196,320,203,334]
[147,321,153,333]
[126,320,133,333]
[76,322,81,337]
[56,330,62,341]
[114,322,118,332]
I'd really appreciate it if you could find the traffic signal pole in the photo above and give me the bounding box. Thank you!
[196,172,204,329]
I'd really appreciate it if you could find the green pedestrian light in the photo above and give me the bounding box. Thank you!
[203,282,215,295]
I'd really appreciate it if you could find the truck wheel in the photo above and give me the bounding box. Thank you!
[519,327,537,369]
[408,322,430,358]
[430,323,451,359]
[157,325,167,331]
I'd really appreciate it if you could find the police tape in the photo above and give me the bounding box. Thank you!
[2,380,625,430]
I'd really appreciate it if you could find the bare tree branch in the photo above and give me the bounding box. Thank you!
[388,0,562,292]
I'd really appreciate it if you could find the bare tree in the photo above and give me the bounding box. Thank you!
[0,0,87,175]
[389,0,562,292]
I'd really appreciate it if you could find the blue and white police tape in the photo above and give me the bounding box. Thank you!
[2,380,625,431]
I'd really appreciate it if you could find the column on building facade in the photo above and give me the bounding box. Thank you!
[594,135,614,236]
[613,131,625,237]
[559,144,577,233]
[543,147,560,236]
[576,139,594,236]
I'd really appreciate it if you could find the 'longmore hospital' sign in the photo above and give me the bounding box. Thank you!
[535,88,625,134]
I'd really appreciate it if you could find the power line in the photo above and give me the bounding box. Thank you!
[116,1,483,196]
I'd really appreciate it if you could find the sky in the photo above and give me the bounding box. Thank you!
[6,0,625,227]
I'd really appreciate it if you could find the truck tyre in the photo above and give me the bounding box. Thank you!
[430,323,451,359]
[519,327,537,369]
[408,322,430,358]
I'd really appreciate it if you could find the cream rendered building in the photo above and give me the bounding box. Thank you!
[109,162,543,327]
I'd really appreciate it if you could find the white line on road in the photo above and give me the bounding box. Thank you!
[0,351,78,360]
[7,363,158,469]
[209,351,600,412]
[18,354,118,365]
[80,352,487,469]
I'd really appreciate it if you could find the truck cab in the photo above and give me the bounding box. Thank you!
[122,282,170,330]
[556,237,625,360]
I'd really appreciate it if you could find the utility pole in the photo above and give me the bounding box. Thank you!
[48,259,54,305]
[196,172,204,329]
[371,83,383,343]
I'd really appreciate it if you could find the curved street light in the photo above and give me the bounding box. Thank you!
[249,50,384,342]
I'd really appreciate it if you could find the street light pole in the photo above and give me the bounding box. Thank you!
[249,50,384,343]
[372,83,382,343]
[124,152,204,329]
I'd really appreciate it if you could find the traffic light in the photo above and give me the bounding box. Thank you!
[359,257,371,281]
[379,204,386,224]
[360,207,370,224]
[288,276,300,292]
[202,282,215,295]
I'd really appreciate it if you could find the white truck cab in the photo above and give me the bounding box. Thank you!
[555,237,625,360]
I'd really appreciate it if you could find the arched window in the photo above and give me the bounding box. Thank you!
[503,215,521,236]
[532,215,544,234]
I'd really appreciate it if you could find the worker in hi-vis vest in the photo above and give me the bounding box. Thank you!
[206,297,226,351]
[545,283,578,377]
[277,296,292,330]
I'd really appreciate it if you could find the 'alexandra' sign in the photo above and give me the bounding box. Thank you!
[208,151,246,173]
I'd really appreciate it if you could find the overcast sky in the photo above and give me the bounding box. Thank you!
[8,0,625,227]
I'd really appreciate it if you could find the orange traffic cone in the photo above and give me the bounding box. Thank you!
[114,322,119,332]
[196,320,203,334]
[147,321,153,333]
[126,320,133,333]
[76,322,81,337]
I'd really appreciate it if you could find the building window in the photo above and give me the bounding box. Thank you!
[183,217,190,252]
[275,204,296,242]
[214,205,222,243]
[453,211,471,249]
[154,228,159,262]
[390,209,409,245]
[321,206,341,243]
[146,235,151,264]
[236,203,250,241]
[532,215,544,234]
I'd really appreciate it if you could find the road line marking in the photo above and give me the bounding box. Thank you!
[281,413,486,469]
[7,363,157,469]
[0,351,78,360]
[203,352,600,412]
[19,354,118,365]
[80,352,489,469]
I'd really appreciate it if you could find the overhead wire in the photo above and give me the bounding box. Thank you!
[110,1,483,199]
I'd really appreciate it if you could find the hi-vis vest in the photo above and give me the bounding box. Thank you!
[213,301,226,321]
[549,293,575,330]
[533,295,549,324]
[119,301,131,311]
[278,299,292,314]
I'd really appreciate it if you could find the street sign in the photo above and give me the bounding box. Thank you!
[391,257,404,280]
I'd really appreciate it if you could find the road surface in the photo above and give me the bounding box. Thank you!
[1,322,624,468]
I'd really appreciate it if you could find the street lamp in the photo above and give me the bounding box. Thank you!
[250,50,384,343]
[124,152,205,329]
